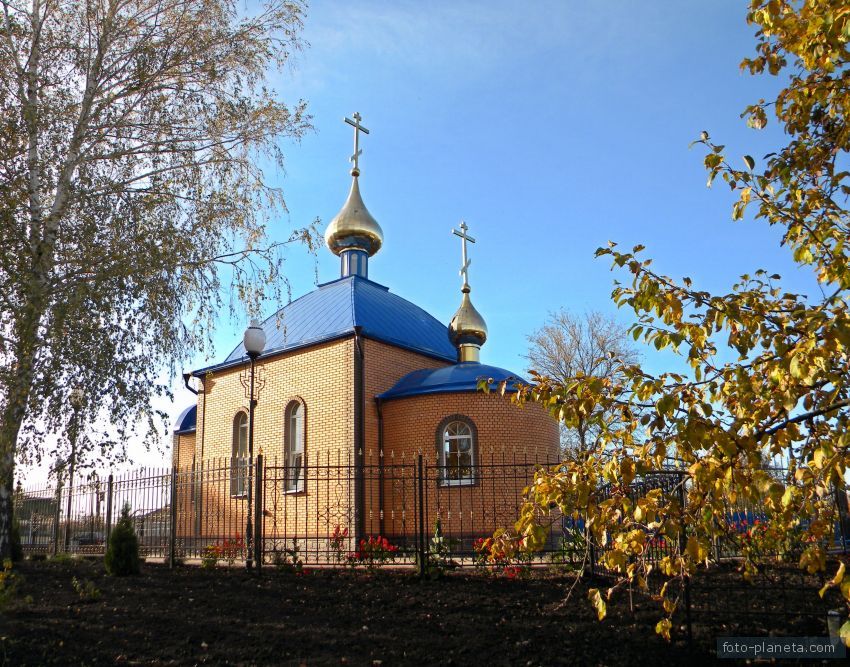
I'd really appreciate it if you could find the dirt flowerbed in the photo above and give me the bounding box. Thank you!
[0,559,754,665]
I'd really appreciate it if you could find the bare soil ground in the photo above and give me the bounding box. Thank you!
[0,559,833,666]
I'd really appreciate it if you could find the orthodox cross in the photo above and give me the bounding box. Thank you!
[452,221,476,287]
[344,112,369,175]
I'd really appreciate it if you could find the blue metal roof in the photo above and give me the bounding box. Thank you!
[174,404,197,434]
[197,276,457,374]
[377,362,526,401]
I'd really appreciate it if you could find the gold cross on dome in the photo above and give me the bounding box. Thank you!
[344,112,370,175]
[452,221,476,287]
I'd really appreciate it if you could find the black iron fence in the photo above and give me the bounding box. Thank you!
[584,467,850,641]
[15,455,850,570]
[14,467,174,558]
[257,450,569,567]
[15,451,568,566]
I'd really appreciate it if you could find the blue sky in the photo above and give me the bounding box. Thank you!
[45,1,830,474]
[238,2,815,369]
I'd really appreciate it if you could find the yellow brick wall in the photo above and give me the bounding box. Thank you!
[362,338,452,456]
[379,392,559,540]
[172,432,196,469]
[178,338,355,546]
[360,339,452,535]
[197,338,353,463]
[381,392,558,462]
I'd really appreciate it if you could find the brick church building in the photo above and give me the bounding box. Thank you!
[171,115,558,556]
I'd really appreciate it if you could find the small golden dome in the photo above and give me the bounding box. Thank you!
[324,176,383,257]
[448,285,488,352]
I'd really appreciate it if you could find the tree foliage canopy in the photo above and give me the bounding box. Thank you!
[0,0,315,558]
[493,0,850,641]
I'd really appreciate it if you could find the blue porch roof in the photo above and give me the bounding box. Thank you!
[174,404,197,434]
[377,362,526,401]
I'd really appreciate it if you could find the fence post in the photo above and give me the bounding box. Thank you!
[677,473,693,642]
[52,481,62,556]
[418,454,426,577]
[105,474,114,545]
[254,454,263,570]
[63,457,77,552]
[168,468,177,568]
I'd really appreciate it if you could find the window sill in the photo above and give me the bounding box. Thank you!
[439,479,476,488]
[282,488,306,495]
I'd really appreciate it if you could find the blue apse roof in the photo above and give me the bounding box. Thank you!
[174,404,197,434]
[377,362,527,401]
[198,276,457,373]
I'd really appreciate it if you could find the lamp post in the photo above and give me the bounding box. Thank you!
[243,319,265,570]
[64,387,85,551]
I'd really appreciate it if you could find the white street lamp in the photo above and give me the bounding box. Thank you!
[244,320,266,358]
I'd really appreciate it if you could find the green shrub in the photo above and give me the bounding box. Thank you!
[50,551,75,564]
[200,545,218,569]
[71,576,101,601]
[272,541,303,573]
[104,503,139,576]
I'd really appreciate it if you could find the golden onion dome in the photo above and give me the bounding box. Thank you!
[448,285,488,354]
[324,176,384,257]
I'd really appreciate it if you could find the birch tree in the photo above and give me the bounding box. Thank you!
[0,0,313,559]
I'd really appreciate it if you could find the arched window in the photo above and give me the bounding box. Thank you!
[436,416,477,485]
[231,412,248,496]
[284,400,305,492]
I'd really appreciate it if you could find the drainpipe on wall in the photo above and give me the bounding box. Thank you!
[197,374,208,462]
[182,372,199,395]
[197,375,208,536]
[353,327,365,543]
[174,374,198,471]
[376,397,385,537]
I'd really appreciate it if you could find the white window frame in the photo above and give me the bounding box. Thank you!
[284,400,305,493]
[231,412,248,497]
[438,417,476,486]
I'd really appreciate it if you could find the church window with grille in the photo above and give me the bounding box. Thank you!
[437,416,476,485]
[231,412,248,496]
[284,400,305,492]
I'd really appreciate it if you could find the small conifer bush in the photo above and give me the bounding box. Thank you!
[104,502,140,576]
